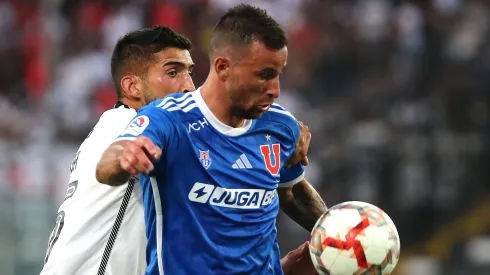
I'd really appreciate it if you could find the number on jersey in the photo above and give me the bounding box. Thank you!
[44,211,65,263]
[44,180,78,263]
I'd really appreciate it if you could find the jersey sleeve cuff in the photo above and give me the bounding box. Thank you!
[279,172,305,188]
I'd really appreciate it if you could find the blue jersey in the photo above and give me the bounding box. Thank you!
[116,90,305,275]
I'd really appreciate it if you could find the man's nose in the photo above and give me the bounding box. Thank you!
[182,74,195,92]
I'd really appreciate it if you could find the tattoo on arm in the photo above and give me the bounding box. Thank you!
[280,180,327,232]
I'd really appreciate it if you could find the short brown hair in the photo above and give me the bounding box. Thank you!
[110,26,191,98]
[209,4,287,57]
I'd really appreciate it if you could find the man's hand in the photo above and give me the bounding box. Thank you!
[281,241,318,275]
[96,136,162,186]
[286,121,312,168]
[118,136,162,175]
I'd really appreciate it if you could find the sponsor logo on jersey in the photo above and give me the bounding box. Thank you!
[124,115,150,136]
[232,154,252,169]
[188,118,209,132]
[199,150,212,169]
[188,182,275,209]
[259,143,281,175]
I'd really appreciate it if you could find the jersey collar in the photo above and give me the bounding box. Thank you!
[192,88,253,137]
[113,101,129,109]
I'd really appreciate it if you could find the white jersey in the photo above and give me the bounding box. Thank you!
[40,104,147,275]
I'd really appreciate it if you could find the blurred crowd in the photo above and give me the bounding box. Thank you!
[0,0,488,274]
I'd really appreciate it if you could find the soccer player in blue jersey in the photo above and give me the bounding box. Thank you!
[96,4,327,275]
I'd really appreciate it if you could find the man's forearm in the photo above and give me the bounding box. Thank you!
[96,142,132,186]
[279,179,327,231]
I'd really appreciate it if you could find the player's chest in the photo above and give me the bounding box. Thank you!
[183,120,291,187]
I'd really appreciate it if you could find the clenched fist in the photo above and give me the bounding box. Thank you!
[117,136,162,175]
[96,136,162,186]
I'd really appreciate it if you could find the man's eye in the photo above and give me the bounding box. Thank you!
[257,70,278,80]
[260,74,276,80]
[257,73,268,79]
[168,71,177,77]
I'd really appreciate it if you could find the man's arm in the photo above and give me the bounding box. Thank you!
[95,141,131,186]
[96,137,161,186]
[278,179,327,232]
[96,107,172,186]
[279,120,327,231]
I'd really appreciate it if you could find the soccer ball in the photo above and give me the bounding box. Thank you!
[309,201,400,275]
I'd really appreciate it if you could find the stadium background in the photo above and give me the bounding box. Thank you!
[0,0,488,274]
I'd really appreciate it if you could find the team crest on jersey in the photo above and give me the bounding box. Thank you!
[260,144,281,175]
[124,115,149,136]
[199,150,212,169]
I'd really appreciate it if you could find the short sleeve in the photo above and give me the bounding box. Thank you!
[114,106,172,150]
[279,163,305,187]
[279,118,305,187]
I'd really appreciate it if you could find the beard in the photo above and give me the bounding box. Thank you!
[229,84,268,119]
[227,74,271,119]
[230,103,264,119]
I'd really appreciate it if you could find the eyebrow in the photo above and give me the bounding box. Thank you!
[163,61,194,68]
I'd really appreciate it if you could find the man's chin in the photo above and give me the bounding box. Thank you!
[243,110,266,119]
[231,106,266,120]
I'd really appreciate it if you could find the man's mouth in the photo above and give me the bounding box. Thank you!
[259,104,271,111]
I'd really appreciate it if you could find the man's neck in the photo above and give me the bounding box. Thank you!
[200,79,244,128]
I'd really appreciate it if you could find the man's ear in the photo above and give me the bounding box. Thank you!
[120,75,143,100]
[214,56,231,81]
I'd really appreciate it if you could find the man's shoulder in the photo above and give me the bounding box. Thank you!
[262,103,297,124]
[258,103,299,138]
[100,105,137,122]
[145,92,197,113]
[93,106,137,135]
[138,92,201,128]
[120,93,200,139]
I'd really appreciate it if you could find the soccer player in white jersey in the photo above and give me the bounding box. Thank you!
[40,26,196,275]
[41,25,317,275]
[96,4,327,275]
